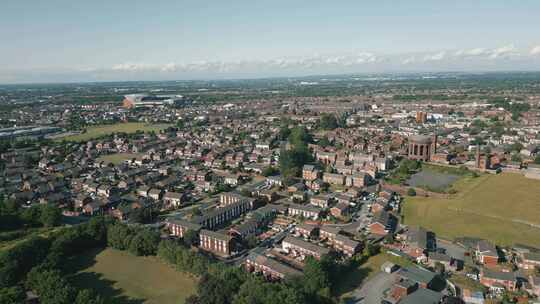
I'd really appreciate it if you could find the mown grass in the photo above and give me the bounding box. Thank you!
[56,122,171,142]
[67,248,197,304]
[96,153,142,165]
[403,173,540,247]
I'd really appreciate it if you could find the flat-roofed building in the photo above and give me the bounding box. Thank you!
[199,229,233,256]
[167,218,202,237]
[323,173,345,185]
[220,192,253,207]
[287,203,321,220]
[282,236,330,260]
[245,252,302,280]
[310,194,331,208]
[193,198,252,229]
[122,94,182,108]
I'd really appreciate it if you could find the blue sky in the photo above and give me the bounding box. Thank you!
[2,0,540,83]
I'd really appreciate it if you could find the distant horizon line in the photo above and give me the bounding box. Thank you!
[2,69,540,86]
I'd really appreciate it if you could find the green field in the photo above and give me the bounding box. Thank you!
[58,122,171,142]
[97,153,142,165]
[68,248,197,304]
[403,173,540,247]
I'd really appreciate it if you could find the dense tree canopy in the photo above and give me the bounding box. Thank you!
[279,126,313,183]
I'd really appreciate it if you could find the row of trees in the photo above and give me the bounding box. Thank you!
[279,126,314,184]
[2,215,347,304]
[107,223,160,256]
[0,217,111,304]
[158,238,342,304]
[0,198,62,231]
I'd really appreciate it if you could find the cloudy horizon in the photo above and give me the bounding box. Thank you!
[2,1,540,84]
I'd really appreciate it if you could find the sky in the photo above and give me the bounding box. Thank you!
[2,0,540,83]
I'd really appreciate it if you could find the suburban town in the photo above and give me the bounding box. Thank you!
[3,2,540,304]
[2,72,540,304]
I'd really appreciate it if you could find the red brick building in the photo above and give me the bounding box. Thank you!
[199,229,233,256]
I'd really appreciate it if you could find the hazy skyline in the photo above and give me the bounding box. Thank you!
[2,0,540,83]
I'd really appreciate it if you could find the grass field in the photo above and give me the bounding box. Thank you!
[97,153,142,165]
[68,248,197,304]
[58,122,171,142]
[403,173,540,247]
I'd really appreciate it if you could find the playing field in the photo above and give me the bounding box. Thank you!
[68,248,197,304]
[97,153,142,165]
[402,173,540,247]
[57,122,171,142]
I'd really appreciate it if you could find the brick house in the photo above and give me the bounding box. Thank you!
[302,165,320,181]
[345,172,369,188]
[330,202,350,218]
[323,173,345,186]
[163,191,185,207]
[281,236,330,260]
[480,269,516,292]
[517,251,540,270]
[199,229,233,256]
[295,223,318,239]
[167,218,202,237]
[310,194,331,208]
[368,211,398,236]
[475,240,499,267]
[288,203,321,220]
[245,252,302,281]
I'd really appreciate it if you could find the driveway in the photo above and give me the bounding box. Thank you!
[346,271,394,304]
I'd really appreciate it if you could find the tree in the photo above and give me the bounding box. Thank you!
[363,243,380,257]
[183,229,199,247]
[279,127,313,183]
[25,267,75,304]
[20,205,42,226]
[0,236,51,288]
[384,233,395,244]
[75,289,105,304]
[407,188,417,196]
[39,205,62,227]
[301,256,331,301]
[128,229,160,256]
[0,286,25,304]
[279,126,291,141]
[261,166,279,177]
[197,274,230,304]
[318,137,331,148]
[319,114,338,130]
[129,207,154,224]
[185,295,201,304]
[191,207,202,217]
[245,235,258,248]
[233,276,305,304]
[107,223,133,250]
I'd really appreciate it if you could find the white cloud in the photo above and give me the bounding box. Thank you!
[161,62,179,72]
[423,51,446,61]
[488,44,517,59]
[102,45,536,75]
[455,48,488,57]
[401,57,416,65]
[111,63,158,72]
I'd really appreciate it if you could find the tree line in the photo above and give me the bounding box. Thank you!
[1,215,348,304]
[0,197,63,232]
